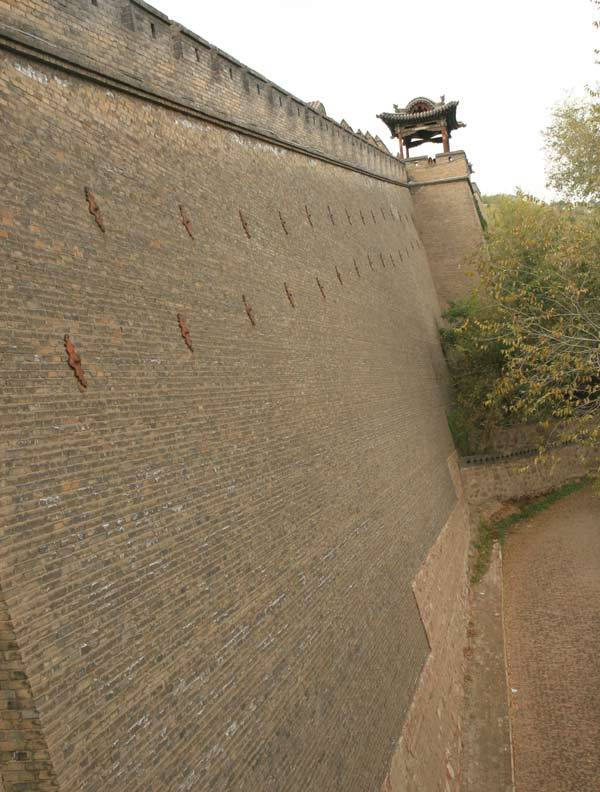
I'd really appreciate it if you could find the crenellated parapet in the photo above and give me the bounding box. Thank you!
[0,0,406,183]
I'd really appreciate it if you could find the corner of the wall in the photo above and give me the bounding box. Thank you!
[406,150,485,308]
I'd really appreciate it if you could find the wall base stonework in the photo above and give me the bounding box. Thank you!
[461,444,598,506]
[384,454,470,792]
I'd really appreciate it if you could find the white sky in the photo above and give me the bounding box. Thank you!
[151,0,598,199]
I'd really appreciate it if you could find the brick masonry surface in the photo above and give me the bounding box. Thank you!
[385,453,470,792]
[0,584,59,792]
[406,154,483,308]
[0,2,481,790]
[0,0,402,182]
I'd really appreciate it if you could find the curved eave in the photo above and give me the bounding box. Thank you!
[377,101,462,136]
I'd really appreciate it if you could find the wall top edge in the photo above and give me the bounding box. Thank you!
[0,20,410,188]
[405,150,469,164]
[131,0,169,22]
[1,0,405,179]
[117,0,397,164]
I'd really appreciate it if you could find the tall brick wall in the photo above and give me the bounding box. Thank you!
[406,153,484,308]
[0,2,471,790]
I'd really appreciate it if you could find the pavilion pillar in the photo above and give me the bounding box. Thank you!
[441,123,449,153]
[398,135,405,160]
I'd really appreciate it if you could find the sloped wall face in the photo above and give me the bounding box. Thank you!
[385,459,470,792]
[1,16,460,792]
[407,154,483,308]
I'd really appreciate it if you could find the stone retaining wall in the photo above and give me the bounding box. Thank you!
[461,444,597,506]
[384,454,469,792]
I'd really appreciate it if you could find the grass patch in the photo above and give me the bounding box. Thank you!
[471,478,589,584]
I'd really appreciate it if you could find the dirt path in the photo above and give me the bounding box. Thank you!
[462,542,514,792]
[503,486,600,792]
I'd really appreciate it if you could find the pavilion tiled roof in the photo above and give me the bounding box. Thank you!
[377,99,463,136]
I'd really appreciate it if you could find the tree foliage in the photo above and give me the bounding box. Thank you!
[442,5,600,456]
[544,0,600,202]
[545,99,600,203]
[441,194,600,453]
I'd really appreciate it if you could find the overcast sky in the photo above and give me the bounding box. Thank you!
[151,0,597,199]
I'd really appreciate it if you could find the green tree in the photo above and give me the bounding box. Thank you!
[441,194,600,453]
[544,99,600,203]
[544,0,600,202]
[442,4,600,456]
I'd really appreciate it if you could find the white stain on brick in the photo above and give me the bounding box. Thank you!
[267,592,285,610]
[39,495,60,507]
[14,63,49,83]
[225,720,238,737]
